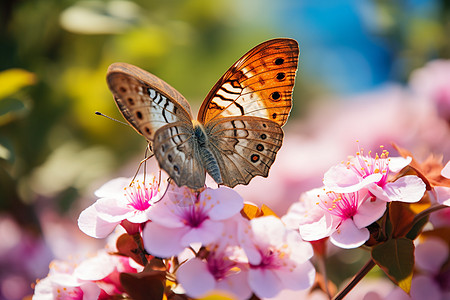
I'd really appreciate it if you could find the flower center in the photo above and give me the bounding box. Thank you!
[251,247,287,270]
[317,191,362,220]
[207,254,238,280]
[181,203,209,228]
[124,178,158,211]
[347,147,390,187]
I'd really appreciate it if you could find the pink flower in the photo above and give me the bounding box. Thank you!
[298,188,386,249]
[410,59,450,121]
[282,187,329,231]
[78,175,161,238]
[238,216,315,298]
[74,251,142,297]
[142,185,244,258]
[323,147,426,203]
[32,260,101,300]
[434,161,450,206]
[177,251,251,300]
[176,214,251,299]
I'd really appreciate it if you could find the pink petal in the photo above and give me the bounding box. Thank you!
[248,268,283,299]
[324,164,382,193]
[146,199,187,228]
[353,198,386,228]
[441,161,450,178]
[374,175,426,203]
[78,205,120,238]
[142,222,187,257]
[275,261,316,291]
[250,216,286,246]
[435,186,450,206]
[180,219,224,246]
[299,213,335,241]
[94,177,131,198]
[80,282,102,300]
[74,252,115,280]
[323,164,361,189]
[204,187,243,220]
[286,230,314,263]
[415,238,448,273]
[330,219,369,249]
[215,270,252,300]
[126,210,150,223]
[237,220,261,266]
[282,188,326,229]
[94,197,133,222]
[177,258,216,298]
[388,156,412,173]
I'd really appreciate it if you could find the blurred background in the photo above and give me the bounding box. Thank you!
[1,0,449,299]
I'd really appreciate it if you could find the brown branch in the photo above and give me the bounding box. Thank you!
[332,258,376,300]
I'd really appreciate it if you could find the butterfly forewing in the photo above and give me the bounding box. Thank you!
[152,121,206,190]
[198,39,299,127]
[107,63,193,142]
[206,116,284,188]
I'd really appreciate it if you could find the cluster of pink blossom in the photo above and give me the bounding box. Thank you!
[33,174,316,299]
[32,144,450,299]
[283,146,426,249]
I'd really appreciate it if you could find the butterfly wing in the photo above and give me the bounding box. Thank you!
[107,63,193,142]
[205,116,283,188]
[198,38,299,127]
[152,121,206,190]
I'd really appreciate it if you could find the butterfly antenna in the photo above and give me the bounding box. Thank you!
[95,111,129,126]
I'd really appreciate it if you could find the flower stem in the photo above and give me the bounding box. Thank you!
[332,258,376,300]
[412,204,447,226]
[133,233,148,266]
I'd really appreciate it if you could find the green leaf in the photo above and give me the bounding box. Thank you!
[389,202,415,238]
[406,214,429,240]
[371,238,414,294]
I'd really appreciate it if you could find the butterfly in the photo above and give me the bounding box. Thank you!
[107,38,299,191]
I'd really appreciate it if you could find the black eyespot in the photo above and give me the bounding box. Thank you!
[260,133,267,140]
[251,154,260,163]
[119,87,126,93]
[270,91,281,100]
[272,113,277,119]
[276,72,285,80]
[256,144,264,151]
[173,165,179,173]
[145,127,151,134]
[168,154,173,163]
[136,111,143,119]
[128,98,135,105]
[274,58,284,65]
[262,123,267,128]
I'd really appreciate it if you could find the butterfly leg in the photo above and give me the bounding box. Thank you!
[130,143,155,186]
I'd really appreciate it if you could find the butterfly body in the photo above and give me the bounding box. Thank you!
[107,38,299,190]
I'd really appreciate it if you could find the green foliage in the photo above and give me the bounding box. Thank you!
[371,238,415,294]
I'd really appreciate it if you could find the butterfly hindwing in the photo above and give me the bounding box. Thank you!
[198,38,299,127]
[153,121,206,190]
[206,116,284,188]
[107,63,193,142]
